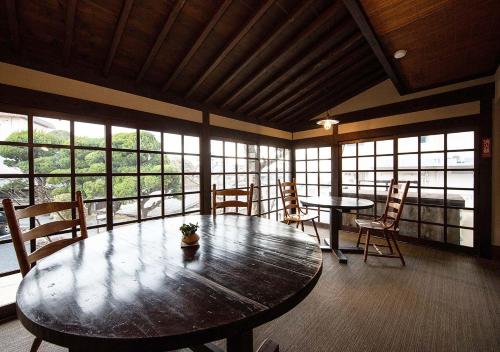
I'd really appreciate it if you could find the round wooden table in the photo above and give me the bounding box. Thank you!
[301,196,374,264]
[16,215,322,352]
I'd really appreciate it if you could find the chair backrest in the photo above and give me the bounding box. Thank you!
[278,179,302,218]
[2,191,88,276]
[212,184,254,216]
[381,179,410,229]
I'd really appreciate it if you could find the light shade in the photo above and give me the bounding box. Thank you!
[317,118,339,130]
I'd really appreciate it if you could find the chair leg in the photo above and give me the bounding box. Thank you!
[389,232,405,266]
[363,230,371,262]
[384,230,393,254]
[30,337,42,352]
[301,221,304,232]
[356,227,363,247]
[311,219,320,243]
[296,221,300,229]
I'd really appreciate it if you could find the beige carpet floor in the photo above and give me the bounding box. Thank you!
[1,229,499,352]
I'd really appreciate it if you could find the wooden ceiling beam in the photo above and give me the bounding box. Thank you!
[184,0,276,98]
[271,61,379,123]
[219,0,344,110]
[247,31,364,117]
[202,0,317,104]
[103,0,134,76]
[342,0,405,94]
[290,72,385,130]
[161,0,232,92]
[136,0,186,84]
[5,0,20,53]
[63,0,78,66]
[265,47,373,121]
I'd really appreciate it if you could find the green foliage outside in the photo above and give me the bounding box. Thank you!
[0,129,184,219]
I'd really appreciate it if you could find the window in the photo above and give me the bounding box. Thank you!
[295,146,332,224]
[340,131,475,248]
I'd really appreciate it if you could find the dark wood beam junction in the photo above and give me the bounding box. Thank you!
[136,0,186,83]
[342,0,405,94]
[161,0,232,92]
[219,0,344,110]
[184,0,276,98]
[5,0,20,53]
[236,18,358,115]
[202,0,316,103]
[63,0,78,66]
[248,32,364,118]
[103,0,135,76]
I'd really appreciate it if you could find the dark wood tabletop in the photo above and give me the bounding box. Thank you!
[16,215,322,352]
[301,196,374,210]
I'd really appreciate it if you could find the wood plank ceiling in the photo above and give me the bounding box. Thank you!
[0,0,387,132]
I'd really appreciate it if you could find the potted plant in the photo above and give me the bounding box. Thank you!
[180,222,199,246]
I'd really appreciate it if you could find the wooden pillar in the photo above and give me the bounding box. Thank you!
[200,111,211,215]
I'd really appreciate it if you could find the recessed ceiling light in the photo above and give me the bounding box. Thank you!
[394,49,407,59]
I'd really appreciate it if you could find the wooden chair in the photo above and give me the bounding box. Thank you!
[278,179,320,243]
[1,191,88,352]
[355,180,409,265]
[212,184,254,216]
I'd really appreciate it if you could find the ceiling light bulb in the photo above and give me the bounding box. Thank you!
[317,118,339,130]
[394,49,407,59]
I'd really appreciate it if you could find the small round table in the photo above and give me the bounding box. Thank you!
[16,215,322,352]
[301,196,374,264]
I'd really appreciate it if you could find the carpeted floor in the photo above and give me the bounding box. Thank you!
[1,229,499,352]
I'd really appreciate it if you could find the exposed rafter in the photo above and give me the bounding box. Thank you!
[270,57,378,123]
[266,47,373,121]
[286,69,385,126]
[136,0,186,83]
[184,0,276,98]
[342,0,405,94]
[247,31,363,117]
[103,0,134,76]
[161,0,232,92]
[202,0,316,103]
[219,1,345,110]
[63,0,78,66]
[5,0,20,53]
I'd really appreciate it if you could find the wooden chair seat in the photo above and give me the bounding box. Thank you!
[285,213,319,223]
[354,219,387,231]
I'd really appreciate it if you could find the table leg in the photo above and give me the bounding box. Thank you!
[329,209,347,264]
[227,330,253,352]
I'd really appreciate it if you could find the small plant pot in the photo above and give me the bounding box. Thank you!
[181,232,199,247]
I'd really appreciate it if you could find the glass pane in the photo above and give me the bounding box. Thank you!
[447,151,474,169]
[319,173,331,185]
[82,201,107,227]
[140,175,162,196]
[112,126,136,149]
[398,154,418,169]
[421,153,444,169]
[421,188,444,206]
[140,153,161,173]
[296,172,306,184]
[113,200,137,223]
[269,147,276,159]
[163,133,182,153]
[447,189,473,208]
[398,171,418,185]
[248,159,257,172]
[225,174,236,188]
[296,161,306,172]
[0,146,29,174]
[225,157,236,172]
[358,172,374,185]
[75,176,106,199]
[421,206,444,224]
[184,155,200,173]
[401,204,418,220]
[447,209,473,228]
[34,147,70,174]
[225,141,236,157]
[112,176,137,198]
[237,174,247,188]
[184,175,200,192]
[376,172,393,186]
[75,122,105,147]
[237,158,247,172]
[376,140,393,155]
[165,154,182,173]
[295,148,305,160]
[319,159,331,172]
[447,171,473,189]
[358,157,374,170]
[307,148,318,159]
[399,221,418,238]
[342,158,356,171]
[319,147,331,159]
[34,117,70,145]
[398,137,418,153]
[140,197,162,218]
[420,134,444,152]
[212,174,223,190]
[164,195,183,215]
[112,151,137,173]
[184,136,199,154]
[448,131,474,150]
[34,177,71,203]
[140,130,161,151]
[211,140,223,156]
[237,143,247,157]
[185,193,200,212]
[248,145,258,158]
[421,224,444,242]
[342,144,356,157]
[358,142,374,156]
[307,160,318,171]
[75,150,106,174]
[447,228,473,247]
[307,173,318,184]
[376,156,393,170]
[341,172,356,184]
[260,145,268,159]
[164,175,182,194]
[420,171,444,187]
[0,178,29,205]
[0,112,28,142]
